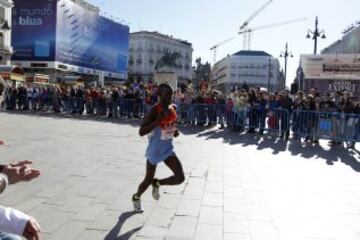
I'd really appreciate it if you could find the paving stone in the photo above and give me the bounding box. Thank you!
[77,230,107,240]
[27,204,76,234]
[247,203,272,221]
[205,182,223,193]
[223,186,243,198]
[146,207,177,228]
[137,225,168,239]
[250,221,279,239]
[224,212,250,234]
[13,196,49,212]
[176,199,202,217]
[72,204,106,222]
[199,206,223,225]
[202,192,223,207]
[195,224,223,240]
[224,233,252,240]
[224,197,247,214]
[157,194,182,209]
[2,113,360,239]
[50,220,90,240]
[166,216,197,240]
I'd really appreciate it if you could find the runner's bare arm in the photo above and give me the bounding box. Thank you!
[139,107,164,137]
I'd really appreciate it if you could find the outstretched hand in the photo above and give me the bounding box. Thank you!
[23,217,41,240]
[3,160,41,184]
[9,160,33,167]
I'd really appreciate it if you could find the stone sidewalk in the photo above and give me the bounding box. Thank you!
[1,112,360,240]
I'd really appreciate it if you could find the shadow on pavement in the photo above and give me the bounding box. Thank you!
[182,126,360,172]
[2,111,360,172]
[104,211,142,240]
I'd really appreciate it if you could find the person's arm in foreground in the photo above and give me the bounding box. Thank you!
[0,160,41,239]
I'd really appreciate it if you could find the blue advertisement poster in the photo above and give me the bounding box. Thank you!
[12,0,57,61]
[56,0,129,75]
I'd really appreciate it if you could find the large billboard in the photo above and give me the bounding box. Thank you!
[12,0,57,61]
[301,54,360,80]
[301,54,360,96]
[55,0,129,75]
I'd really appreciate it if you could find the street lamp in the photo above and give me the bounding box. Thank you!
[306,16,326,54]
[280,42,293,89]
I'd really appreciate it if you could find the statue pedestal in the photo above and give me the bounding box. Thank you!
[154,72,177,91]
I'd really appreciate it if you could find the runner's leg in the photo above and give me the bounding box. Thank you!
[158,155,185,186]
[135,161,157,197]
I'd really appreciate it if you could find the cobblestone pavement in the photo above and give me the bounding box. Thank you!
[1,112,360,240]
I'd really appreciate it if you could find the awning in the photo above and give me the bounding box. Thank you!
[35,74,50,83]
[0,65,25,81]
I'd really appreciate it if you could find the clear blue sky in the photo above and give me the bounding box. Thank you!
[88,0,360,85]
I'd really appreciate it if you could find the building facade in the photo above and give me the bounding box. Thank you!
[128,31,193,84]
[0,0,13,65]
[321,22,360,54]
[11,0,129,86]
[211,50,282,94]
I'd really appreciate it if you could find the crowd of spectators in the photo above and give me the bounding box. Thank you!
[1,80,359,148]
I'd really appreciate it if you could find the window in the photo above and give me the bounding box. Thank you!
[0,33,3,49]
[136,55,142,64]
[128,56,134,65]
[149,44,154,52]
[149,57,154,65]
[31,63,48,68]
[0,7,5,23]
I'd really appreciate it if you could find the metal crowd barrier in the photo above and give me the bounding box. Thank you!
[292,110,360,142]
[2,95,359,143]
[177,103,226,126]
[229,107,290,134]
[1,94,145,118]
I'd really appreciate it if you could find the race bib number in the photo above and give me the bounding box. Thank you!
[161,125,176,140]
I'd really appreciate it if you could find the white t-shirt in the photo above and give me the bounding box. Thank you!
[0,174,30,236]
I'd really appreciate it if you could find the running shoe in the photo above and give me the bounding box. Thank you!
[152,179,161,200]
[132,194,143,213]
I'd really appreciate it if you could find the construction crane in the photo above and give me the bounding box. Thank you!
[210,37,235,64]
[210,0,273,64]
[239,17,308,49]
[239,0,273,31]
[239,0,273,50]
